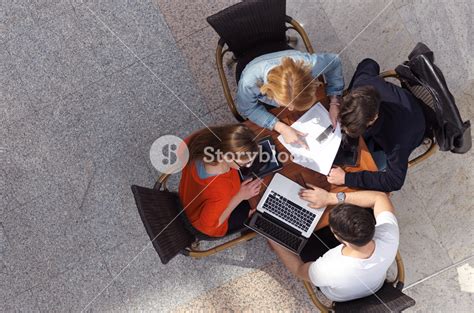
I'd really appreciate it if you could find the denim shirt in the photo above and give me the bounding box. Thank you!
[235,50,345,129]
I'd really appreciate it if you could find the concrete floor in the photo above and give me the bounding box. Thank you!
[1,0,472,312]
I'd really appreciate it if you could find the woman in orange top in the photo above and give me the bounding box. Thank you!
[179,124,262,237]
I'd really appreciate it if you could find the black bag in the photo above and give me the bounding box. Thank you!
[395,42,471,153]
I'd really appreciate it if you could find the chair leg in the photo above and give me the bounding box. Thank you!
[191,240,201,250]
[395,250,406,290]
[225,55,237,67]
[408,138,437,168]
[286,35,298,45]
[302,281,332,312]
[215,41,246,122]
[186,231,257,258]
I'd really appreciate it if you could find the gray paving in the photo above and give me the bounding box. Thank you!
[1,0,473,312]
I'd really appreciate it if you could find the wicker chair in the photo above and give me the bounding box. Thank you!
[303,251,416,312]
[379,70,437,168]
[131,173,256,264]
[206,0,315,122]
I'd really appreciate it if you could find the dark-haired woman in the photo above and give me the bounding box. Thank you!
[179,124,262,237]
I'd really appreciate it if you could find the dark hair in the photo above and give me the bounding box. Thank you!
[340,86,381,138]
[187,124,258,164]
[329,204,376,246]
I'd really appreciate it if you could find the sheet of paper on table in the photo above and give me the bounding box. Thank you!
[277,102,342,175]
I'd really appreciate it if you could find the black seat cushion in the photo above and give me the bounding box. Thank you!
[207,0,287,58]
[333,283,416,313]
[131,185,195,264]
[180,208,248,241]
[235,41,293,82]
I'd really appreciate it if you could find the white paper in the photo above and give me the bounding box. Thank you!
[277,103,342,175]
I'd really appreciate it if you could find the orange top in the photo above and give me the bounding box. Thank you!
[179,160,241,237]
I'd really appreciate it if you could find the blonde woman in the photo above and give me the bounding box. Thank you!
[179,125,262,237]
[236,51,344,148]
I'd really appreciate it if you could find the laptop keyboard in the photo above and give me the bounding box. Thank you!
[254,215,304,251]
[262,191,317,232]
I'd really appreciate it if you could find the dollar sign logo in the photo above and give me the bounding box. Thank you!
[150,135,189,174]
[161,143,177,165]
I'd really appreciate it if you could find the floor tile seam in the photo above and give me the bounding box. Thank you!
[3,287,40,307]
[399,208,456,268]
[364,2,411,50]
[6,159,76,205]
[138,50,219,118]
[175,25,211,45]
[407,161,470,257]
[387,1,416,44]
[403,254,474,291]
[74,163,98,215]
[200,90,227,116]
[0,221,13,253]
[3,207,100,250]
[169,260,279,311]
[412,158,470,227]
[151,0,210,45]
[317,0,392,49]
[0,198,20,220]
[16,245,117,308]
[93,241,130,308]
[2,263,52,303]
[423,209,462,266]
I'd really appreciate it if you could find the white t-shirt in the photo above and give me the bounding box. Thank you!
[308,211,399,302]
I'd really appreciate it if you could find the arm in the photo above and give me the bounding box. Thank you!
[300,186,394,217]
[268,240,312,281]
[195,195,245,231]
[348,58,380,90]
[345,148,410,192]
[217,178,262,225]
[235,78,279,129]
[310,53,345,97]
[217,192,244,226]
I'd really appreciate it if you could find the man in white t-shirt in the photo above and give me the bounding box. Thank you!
[269,187,399,302]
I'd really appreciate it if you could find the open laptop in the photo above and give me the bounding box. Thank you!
[245,173,325,254]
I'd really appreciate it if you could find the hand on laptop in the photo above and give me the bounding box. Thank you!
[327,166,346,185]
[299,184,332,208]
[237,178,262,200]
[275,122,309,149]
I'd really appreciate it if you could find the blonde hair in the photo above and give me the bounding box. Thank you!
[260,57,318,110]
[188,124,258,164]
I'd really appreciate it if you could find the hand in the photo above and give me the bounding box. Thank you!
[248,207,257,218]
[327,166,346,185]
[237,178,262,200]
[299,183,331,208]
[275,122,309,149]
[329,103,340,128]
